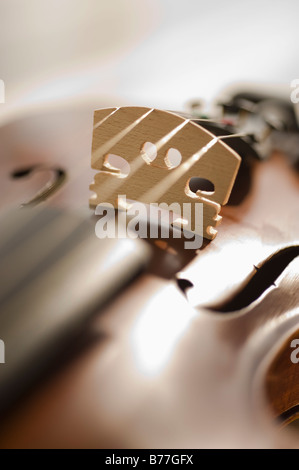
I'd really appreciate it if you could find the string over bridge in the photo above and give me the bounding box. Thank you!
[90,107,241,240]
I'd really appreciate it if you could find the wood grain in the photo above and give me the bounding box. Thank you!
[90,107,241,239]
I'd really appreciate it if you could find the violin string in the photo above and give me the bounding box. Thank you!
[89,107,246,206]
[53,107,246,207]
[91,117,190,203]
[69,107,225,175]
[60,108,153,189]
[139,132,246,204]
[91,108,154,167]
[93,107,119,131]
[58,107,188,195]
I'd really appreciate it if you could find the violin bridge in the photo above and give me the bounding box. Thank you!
[89,107,241,241]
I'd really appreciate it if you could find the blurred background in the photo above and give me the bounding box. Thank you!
[0,0,299,448]
[0,0,299,120]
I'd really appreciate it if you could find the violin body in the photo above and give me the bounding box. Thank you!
[0,90,298,448]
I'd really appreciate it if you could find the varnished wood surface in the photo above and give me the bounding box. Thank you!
[266,328,299,423]
[0,106,298,448]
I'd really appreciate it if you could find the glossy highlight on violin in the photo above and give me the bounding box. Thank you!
[0,0,298,451]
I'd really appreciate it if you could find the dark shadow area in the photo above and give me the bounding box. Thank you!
[210,246,299,312]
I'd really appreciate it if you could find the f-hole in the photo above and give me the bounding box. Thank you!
[11,165,66,206]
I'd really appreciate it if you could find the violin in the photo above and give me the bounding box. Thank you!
[0,84,298,448]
